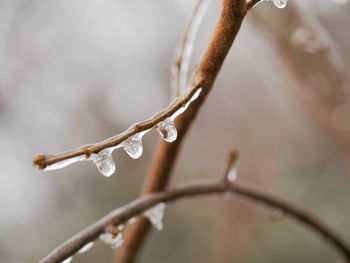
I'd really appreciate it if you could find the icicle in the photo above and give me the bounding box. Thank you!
[143,203,166,231]
[90,149,116,177]
[271,0,288,9]
[123,133,143,159]
[157,118,177,142]
[62,257,73,263]
[99,225,124,249]
[78,242,94,254]
[43,155,86,171]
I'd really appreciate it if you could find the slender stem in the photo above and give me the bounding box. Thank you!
[116,1,248,262]
[39,179,350,263]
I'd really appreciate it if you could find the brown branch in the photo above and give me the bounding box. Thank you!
[116,1,248,262]
[39,178,350,263]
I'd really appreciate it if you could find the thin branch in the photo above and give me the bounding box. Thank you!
[39,178,350,263]
[116,1,248,262]
[171,0,211,97]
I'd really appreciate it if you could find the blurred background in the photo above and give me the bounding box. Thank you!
[1,0,350,262]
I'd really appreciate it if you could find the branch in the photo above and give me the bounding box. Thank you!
[39,178,350,263]
[116,0,248,261]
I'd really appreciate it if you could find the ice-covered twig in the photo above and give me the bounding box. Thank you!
[171,0,211,97]
[32,79,203,172]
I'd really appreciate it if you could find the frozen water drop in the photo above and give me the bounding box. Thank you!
[91,149,116,177]
[100,225,124,249]
[272,0,288,8]
[144,203,166,231]
[123,134,143,159]
[78,242,94,254]
[62,257,73,263]
[157,118,177,143]
[227,163,238,182]
[270,209,285,222]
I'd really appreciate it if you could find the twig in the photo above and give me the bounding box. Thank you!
[171,0,211,97]
[39,178,350,263]
[116,1,248,262]
[32,79,203,170]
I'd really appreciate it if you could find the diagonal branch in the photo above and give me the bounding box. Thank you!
[116,0,248,262]
[39,178,350,263]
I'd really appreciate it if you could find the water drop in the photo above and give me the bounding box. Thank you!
[62,257,73,263]
[123,134,143,159]
[91,149,116,177]
[78,242,94,254]
[100,225,124,249]
[270,209,285,222]
[272,0,288,8]
[143,203,166,231]
[157,118,177,142]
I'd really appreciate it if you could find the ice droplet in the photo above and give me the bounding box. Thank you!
[144,203,166,231]
[91,149,116,177]
[100,225,124,249]
[62,257,73,263]
[157,118,177,142]
[123,134,143,159]
[78,242,94,254]
[43,155,86,171]
[270,209,285,222]
[227,163,238,182]
[272,0,288,8]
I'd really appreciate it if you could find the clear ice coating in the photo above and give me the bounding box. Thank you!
[44,155,87,171]
[171,87,203,120]
[78,241,94,254]
[62,257,73,263]
[271,0,288,8]
[91,149,116,177]
[227,162,238,182]
[143,203,166,231]
[157,118,178,142]
[123,133,143,159]
[99,226,124,249]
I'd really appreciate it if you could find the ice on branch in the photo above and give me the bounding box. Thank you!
[143,203,166,231]
[42,155,87,171]
[90,149,116,177]
[78,241,94,254]
[99,225,124,249]
[157,118,178,142]
[62,257,73,263]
